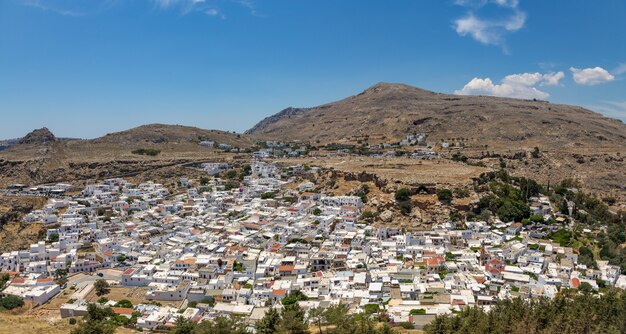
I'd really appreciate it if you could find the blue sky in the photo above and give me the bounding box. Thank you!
[1,0,625,139]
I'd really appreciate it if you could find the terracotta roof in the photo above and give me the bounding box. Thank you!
[488,259,502,265]
[111,307,134,315]
[571,277,581,289]
[279,265,295,272]
[36,277,53,283]
[272,289,286,295]
[123,268,135,275]
[175,258,196,265]
[11,278,25,284]
[425,256,445,266]
[488,267,501,275]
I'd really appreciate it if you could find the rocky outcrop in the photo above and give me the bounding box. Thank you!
[245,107,312,134]
[18,128,57,145]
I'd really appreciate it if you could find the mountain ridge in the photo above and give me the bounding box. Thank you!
[245,82,626,148]
[1,82,625,200]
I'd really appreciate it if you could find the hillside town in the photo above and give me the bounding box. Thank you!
[0,160,624,332]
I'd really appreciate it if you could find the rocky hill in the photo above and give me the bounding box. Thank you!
[247,82,626,148]
[1,84,625,200]
[247,83,626,200]
[93,123,254,147]
[18,127,57,145]
[0,124,255,187]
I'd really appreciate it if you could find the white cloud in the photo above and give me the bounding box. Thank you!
[455,71,564,100]
[22,0,85,16]
[21,0,248,18]
[570,67,615,85]
[612,63,626,76]
[493,0,519,7]
[454,0,518,8]
[453,0,526,50]
[541,71,565,86]
[152,0,229,17]
[454,14,495,45]
[204,8,225,19]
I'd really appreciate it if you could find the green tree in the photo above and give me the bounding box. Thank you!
[193,316,248,334]
[282,290,309,306]
[94,279,110,296]
[0,295,24,310]
[423,289,626,334]
[323,304,349,327]
[307,306,326,334]
[256,308,281,334]
[85,303,114,321]
[280,304,309,334]
[170,316,195,334]
[114,299,132,308]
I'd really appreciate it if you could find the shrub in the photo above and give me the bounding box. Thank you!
[395,188,411,202]
[281,290,308,306]
[400,322,414,329]
[398,201,412,215]
[437,189,453,204]
[453,188,470,198]
[0,295,24,310]
[115,299,132,308]
[261,192,276,199]
[131,148,161,156]
[602,197,617,206]
[69,317,77,325]
[363,304,380,314]
[531,147,540,158]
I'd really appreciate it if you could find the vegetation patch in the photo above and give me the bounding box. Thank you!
[131,148,161,156]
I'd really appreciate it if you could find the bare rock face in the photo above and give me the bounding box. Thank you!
[380,210,394,222]
[18,128,57,145]
[411,207,423,221]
